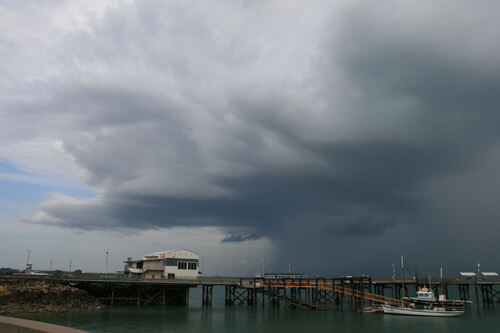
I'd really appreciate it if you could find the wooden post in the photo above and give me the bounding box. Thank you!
[332,279,335,310]
[267,282,271,308]
[299,279,302,307]
[137,287,141,306]
[350,280,354,312]
[110,287,115,307]
[341,279,345,312]
[474,280,480,312]
[202,285,212,306]
[369,278,373,306]
[253,278,257,306]
[359,277,365,312]
[315,278,319,310]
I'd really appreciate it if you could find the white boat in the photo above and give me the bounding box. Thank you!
[383,259,466,317]
[382,286,466,317]
[382,304,464,317]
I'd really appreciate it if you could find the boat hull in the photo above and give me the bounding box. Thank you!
[382,305,464,317]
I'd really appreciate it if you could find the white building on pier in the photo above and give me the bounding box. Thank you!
[124,249,200,279]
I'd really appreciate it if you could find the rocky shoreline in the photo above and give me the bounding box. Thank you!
[0,279,103,315]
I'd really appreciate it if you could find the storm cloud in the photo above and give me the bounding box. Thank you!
[2,0,500,274]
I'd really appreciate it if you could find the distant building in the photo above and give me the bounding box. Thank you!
[124,249,200,279]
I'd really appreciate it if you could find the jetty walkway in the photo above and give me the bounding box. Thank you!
[2,275,499,312]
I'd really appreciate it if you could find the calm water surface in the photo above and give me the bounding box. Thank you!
[19,286,500,333]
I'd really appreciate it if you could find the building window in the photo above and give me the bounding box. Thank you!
[177,262,187,270]
[188,262,197,270]
[168,273,175,279]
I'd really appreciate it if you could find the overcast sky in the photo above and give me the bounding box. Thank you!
[1,0,500,277]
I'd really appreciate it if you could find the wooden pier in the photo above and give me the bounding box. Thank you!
[2,275,500,311]
[48,276,500,310]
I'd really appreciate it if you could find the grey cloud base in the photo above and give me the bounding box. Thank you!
[3,0,500,274]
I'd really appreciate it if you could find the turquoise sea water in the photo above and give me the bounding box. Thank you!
[19,286,500,333]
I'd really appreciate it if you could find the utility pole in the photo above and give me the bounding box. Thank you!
[50,260,53,271]
[26,249,32,270]
[69,260,72,273]
[261,257,265,276]
[105,251,109,274]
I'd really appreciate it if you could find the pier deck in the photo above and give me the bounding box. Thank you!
[2,275,499,310]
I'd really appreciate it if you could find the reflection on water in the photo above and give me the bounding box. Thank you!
[18,306,500,333]
[16,286,500,333]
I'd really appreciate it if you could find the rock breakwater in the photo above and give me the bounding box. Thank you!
[0,279,103,315]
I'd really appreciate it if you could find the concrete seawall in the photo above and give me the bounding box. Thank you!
[0,316,86,333]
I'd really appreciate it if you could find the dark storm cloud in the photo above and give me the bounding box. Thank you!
[4,0,500,274]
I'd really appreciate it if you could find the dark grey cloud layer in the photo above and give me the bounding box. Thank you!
[3,0,500,274]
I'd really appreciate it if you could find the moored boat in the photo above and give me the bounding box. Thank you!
[381,304,464,317]
[382,286,467,317]
[382,258,467,317]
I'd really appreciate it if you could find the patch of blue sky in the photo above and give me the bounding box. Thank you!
[0,160,94,217]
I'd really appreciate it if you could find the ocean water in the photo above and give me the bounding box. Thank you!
[18,286,500,333]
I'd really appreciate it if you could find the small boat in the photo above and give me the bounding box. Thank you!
[382,258,466,317]
[382,286,466,317]
[381,304,464,317]
[363,305,383,313]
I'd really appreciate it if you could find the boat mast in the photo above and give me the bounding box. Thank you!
[401,256,405,306]
[440,266,444,297]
